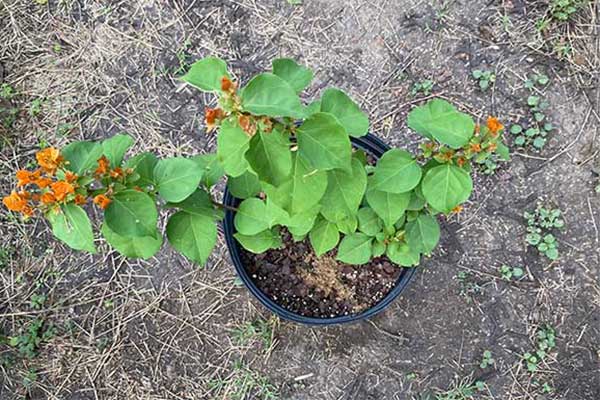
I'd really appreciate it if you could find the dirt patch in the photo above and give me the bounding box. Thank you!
[241,230,402,318]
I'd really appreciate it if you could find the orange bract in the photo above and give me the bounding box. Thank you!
[486,117,504,134]
[451,205,463,214]
[238,114,257,137]
[16,170,41,187]
[3,191,28,212]
[93,194,111,209]
[469,143,482,153]
[36,147,63,175]
[95,156,110,176]
[35,177,53,188]
[221,76,234,92]
[74,194,87,205]
[41,192,57,205]
[109,167,123,179]
[51,181,75,202]
[204,107,224,132]
[65,171,78,183]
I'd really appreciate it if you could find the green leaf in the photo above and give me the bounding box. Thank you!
[105,190,158,238]
[336,214,358,235]
[101,134,134,168]
[320,158,367,223]
[234,229,282,254]
[272,58,313,94]
[305,100,321,116]
[320,88,369,137]
[357,207,382,236]
[234,198,279,235]
[227,170,261,199]
[366,184,411,227]
[337,233,372,265]
[192,154,225,188]
[510,125,523,134]
[496,142,510,161]
[240,73,304,118]
[296,112,352,171]
[101,223,161,259]
[287,208,320,236]
[165,189,223,221]
[166,211,217,264]
[407,99,475,149]
[47,203,96,253]
[181,57,230,92]
[246,129,292,186]
[61,141,103,175]
[421,164,473,213]
[405,213,440,254]
[125,152,158,187]
[386,242,420,267]
[154,157,203,202]
[372,240,386,257]
[370,149,422,193]
[309,217,340,256]
[217,119,251,177]
[533,137,546,149]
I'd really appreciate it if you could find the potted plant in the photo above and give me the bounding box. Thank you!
[3,57,509,324]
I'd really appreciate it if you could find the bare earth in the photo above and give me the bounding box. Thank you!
[0,0,599,399]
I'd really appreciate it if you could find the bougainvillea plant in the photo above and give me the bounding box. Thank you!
[3,57,509,267]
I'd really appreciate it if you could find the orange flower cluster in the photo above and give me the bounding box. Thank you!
[93,194,111,209]
[238,114,257,137]
[204,107,225,133]
[221,76,237,94]
[486,117,504,136]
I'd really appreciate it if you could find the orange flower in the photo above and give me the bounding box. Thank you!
[21,205,34,217]
[65,171,78,183]
[221,76,233,92]
[50,181,75,202]
[3,191,28,212]
[36,148,63,175]
[109,167,123,179]
[456,156,467,167]
[93,194,111,209]
[74,194,87,205]
[451,205,463,214]
[95,156,110,176]
[16,170,41,187]
[486,117,504,135]
[35,177,53,188]
[469,143,482,153]
[41,192,57,205]
[204,108,224,132]
[238,114,257,137]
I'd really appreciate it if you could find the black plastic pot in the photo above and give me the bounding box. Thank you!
[223,133,416,325]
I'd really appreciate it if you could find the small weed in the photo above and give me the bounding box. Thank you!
[434,376,487,400]
[472,70,495,91]
[524,204,564,260]
[411,79,434,97]
[511,74,554,151]
[455,271,481,300]
[499,265,524,280]
[29,98,44,117]
[56,123,74,137]
[522,325,556,372]
[207,361,279,400]
[8,318,56,358]
[22,368,38,390]
[29,293,46,309]
[480,350,495,368]
[550,0,586,21]
[0,246,12,269]
[232,317,277,350]
[286,0,302,4]
[0,83,16,100]
[52,43,62,53]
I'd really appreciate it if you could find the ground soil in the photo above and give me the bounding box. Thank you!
[1,0,599,399]
[241,230,403,318]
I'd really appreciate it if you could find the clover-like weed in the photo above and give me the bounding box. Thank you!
[480,350,494,368]
[472,70,496,91]
[522,325,556,372]
[524,204,564,260]
[499,265,524,280]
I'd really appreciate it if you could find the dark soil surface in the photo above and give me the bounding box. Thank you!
[241,230,403,318]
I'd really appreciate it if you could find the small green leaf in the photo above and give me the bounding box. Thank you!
[366,184,411,227]
[357,207,382,236]
[336,233,373,265]
[287,208,320,237]
[272,58,313,94]
[101,134,134,168]
[372,241,386,257]
[240,73,304,118]
[510,125,523,134]
[320,88,369,137]
[533,137,546,149]
[528,95,540,107]
[47,204,96,253]
[246,129,292,186]
[370,149,422,193]
[514,136,526,146]
[125,152,158,187]
[217,119,251,177]
[387,242,420,267]
[227,170,261,199]
[320,158,367,223]
[234,229,282,254]
[104,190,158,238]
[234,198,272,235]
[192,154,225,188]
[181,57,230,92]
[309,217,340,256]
[165,189,222,221]
[405,213,440,254]
[336,214,358,235]
[154,157,203,202]
[166,211,217,264]
[421,164,473,213]
[101,223,161,259]
[62,141,103,175]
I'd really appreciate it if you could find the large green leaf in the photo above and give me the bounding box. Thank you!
[192,153,225,188]
[165,189,223,221]
[357,207,382,236]
[366,181,411,227]
[125,152,158,187]
[407,99,475,149]
[101,223,162,259]
[405,213,440,254]
[296,112,352,172]
[62,141,104,175]
[320,88,369,137]
[154,157,203,202]
[234,198,270,235]
[370,149,422,193]
[246,129,292,186]
[217,119,251,177]
[309,217,340,256]
[320,158,367,223]
[101,134,134,168]
[336,233,373,265]
[47,203,96,253]
[234,228,282,254]
[421,164,472,213]
[387,242,420,267]
[181,57,230,92]
[227,170,261,199]
[272,58,313,94]
[287,208,320,236]
[104,190,158,238]
[240,73,304,118]
[166,211,217,264]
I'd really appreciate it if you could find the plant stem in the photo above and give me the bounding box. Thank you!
[212,200,238,212]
